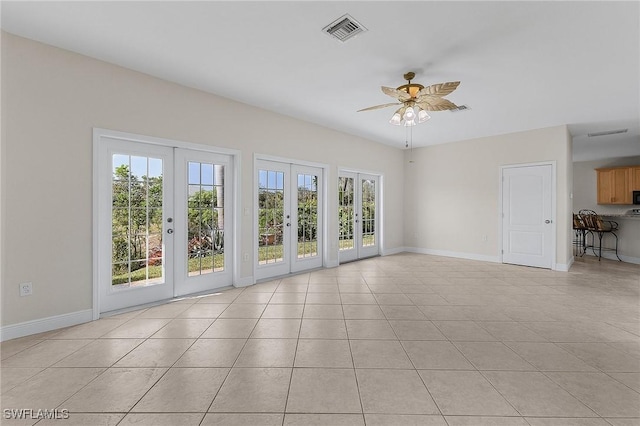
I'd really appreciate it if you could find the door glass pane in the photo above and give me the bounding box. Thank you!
[297,173,318,258]
[111,154,164,288]
[187,162,225,276]
[362,179,376,247]
[338,177,354,250]
[258,169,285,264]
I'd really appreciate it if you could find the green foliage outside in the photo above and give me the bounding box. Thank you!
[188,188,224,265]
[258,189,285,245]
[112,165,163,278]
[338,178,376,241]
[112,166,225,285]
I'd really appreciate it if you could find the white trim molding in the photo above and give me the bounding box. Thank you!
[325,259,340,268]
[381,246,407,256]
[0,309,93,342]
[404,247,501,263]
[234,276,255,288]
[581,251,640,265]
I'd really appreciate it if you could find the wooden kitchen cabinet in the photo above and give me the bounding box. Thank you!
[632,166,640,191]
[596,166,633,204]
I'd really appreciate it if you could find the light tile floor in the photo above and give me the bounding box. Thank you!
[1,254,639,425]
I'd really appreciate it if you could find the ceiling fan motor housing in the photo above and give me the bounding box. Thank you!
[398,72,423,98]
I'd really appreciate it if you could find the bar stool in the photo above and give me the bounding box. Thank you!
[572,213,587,256]
[578,209,621,261]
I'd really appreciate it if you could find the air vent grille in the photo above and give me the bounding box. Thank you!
[323,14,367,42]
[587,129,628,137]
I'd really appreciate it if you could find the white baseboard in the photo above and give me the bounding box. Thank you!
[554,256,574,272]
[234,276,255,288]
[581,251,640,265]
[0,309,93,342]
[404,247,501,263]
[325,260,339,268]
[381,246,407,256]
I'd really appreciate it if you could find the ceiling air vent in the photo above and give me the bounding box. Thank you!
[323,14,367,42]
[587,129,628,137]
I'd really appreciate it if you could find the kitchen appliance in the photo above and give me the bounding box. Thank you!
[633,191,640,205]
[629,208,640,215]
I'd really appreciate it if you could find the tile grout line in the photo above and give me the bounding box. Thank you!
[340,275,366,425]
[281,274,308,423]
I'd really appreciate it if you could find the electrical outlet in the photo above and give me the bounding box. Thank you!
[19,282,33,297]
[243,253,249,261]
[482,235,488,242]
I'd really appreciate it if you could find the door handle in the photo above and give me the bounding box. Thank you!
[167,228,174,234]
[544,220,552,224]
[286,223,290,227]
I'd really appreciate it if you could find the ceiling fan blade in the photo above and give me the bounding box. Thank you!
[417,81,460,98]
[417,98,458,111]
[357,102,402,112]
[381,86,411,101]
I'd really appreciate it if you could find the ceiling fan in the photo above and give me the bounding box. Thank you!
[358,72,461,126]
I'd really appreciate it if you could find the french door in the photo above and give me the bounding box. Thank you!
[338,172,380,263]
[255,159,323,280]
[96,135,233,313]
[174,149,233,296]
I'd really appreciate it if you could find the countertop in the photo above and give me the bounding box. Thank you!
[601,214,640,220]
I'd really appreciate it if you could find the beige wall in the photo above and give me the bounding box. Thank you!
[1,31,578,330]
[573,156,640,260]
[1,33,405,326]
[403,125,572,267]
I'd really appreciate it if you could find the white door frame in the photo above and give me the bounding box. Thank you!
[499,161,557,270]
[253,154,329,281]
[92,128,241,320]
[338,168,383,264]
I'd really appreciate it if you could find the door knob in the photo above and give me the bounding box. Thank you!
[286,223,291,227]
[167,228,174,234]
[544,220,552,224]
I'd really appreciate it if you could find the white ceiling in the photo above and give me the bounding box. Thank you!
[2,1,639,161]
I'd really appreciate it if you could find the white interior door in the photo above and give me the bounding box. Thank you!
[97,139,174,313]
[174,149,233,296]
[502,164,553,269]
[256,160,323,280]
[339,172,380,263]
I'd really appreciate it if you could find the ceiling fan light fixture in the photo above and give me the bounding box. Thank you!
[358,72,462,131]
[418,109,431,123]
[403,106,416,121]
[389,112,402,125]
